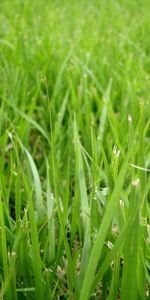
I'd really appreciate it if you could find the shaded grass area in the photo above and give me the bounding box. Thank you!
[0,0,150,299]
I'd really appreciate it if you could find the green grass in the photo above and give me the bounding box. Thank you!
[0,0,150,299]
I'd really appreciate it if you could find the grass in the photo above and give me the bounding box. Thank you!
[0,0,150,299]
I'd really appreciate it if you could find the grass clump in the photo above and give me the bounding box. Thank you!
[0,0,150,299]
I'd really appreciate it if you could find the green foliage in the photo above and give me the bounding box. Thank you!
[0,0,150,299]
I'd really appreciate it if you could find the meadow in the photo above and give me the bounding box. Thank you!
[0,0,150,299]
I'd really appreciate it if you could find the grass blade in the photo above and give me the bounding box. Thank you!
[79,149,131,300]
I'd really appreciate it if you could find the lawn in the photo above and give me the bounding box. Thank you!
[0,0,150,299]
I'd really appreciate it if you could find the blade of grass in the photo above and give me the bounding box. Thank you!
[79,148,131,300]
[45,159,55,263]
[23,175,44,300]
[24,146,44,219]
[0,197,11,300]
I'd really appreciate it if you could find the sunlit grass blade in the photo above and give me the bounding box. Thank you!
[74,117,90,232]
[74,117,91,288]
[24,147,45,219]
[45,159,55,263]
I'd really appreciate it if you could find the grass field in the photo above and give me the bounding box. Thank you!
[0,0,150,299]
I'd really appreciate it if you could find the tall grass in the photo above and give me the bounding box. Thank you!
[0,0,150,299]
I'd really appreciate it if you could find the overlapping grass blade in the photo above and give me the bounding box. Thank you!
[79,149,131,300]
